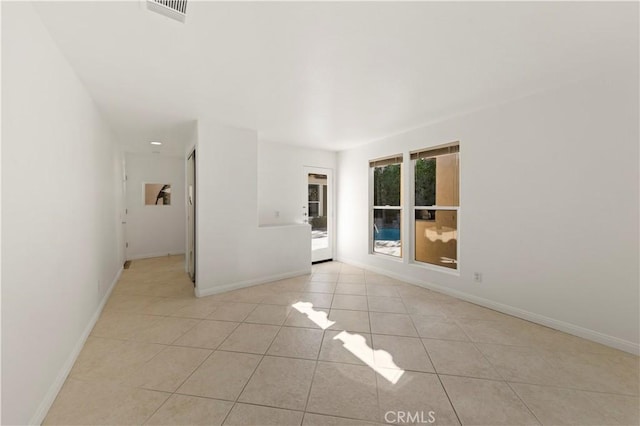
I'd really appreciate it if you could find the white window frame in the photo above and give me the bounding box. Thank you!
[369,156,403,259]
[409,142,461,274]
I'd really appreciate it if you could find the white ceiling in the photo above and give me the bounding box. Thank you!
[33,1,638,155]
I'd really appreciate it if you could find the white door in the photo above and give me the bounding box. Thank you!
[303,167,333,263]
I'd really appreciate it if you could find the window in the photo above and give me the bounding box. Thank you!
[308,174,328,241]
[370,155,403,257]
[412,144,459,269]
[308,184,320,217]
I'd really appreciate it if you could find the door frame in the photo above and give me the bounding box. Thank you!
[122,156,128,263]
[187,149,196,284]
[303,166,334,263]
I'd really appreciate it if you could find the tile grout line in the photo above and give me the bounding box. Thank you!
[469,340,511,385]
[140,390,173,425]
[410,315,436,371]
[363,270,383,424]
[300,325,323,424]
[219,315,285,423]
[505,381,544,425]
[414,317,463,426]
[164,315,246,417]
[217,320,278,426]
[434,372,464,426]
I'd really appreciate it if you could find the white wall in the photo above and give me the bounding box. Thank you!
[258,141,337,226]
[125,153,186,260]
[195,120,311,297]
[337,69,639,354]
[1,3,124,424]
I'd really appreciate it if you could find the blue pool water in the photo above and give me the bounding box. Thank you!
[375,228,400,241]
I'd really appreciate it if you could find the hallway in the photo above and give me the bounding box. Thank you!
[44,256,638,425]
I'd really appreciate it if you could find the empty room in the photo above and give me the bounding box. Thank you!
[1,1,638,425]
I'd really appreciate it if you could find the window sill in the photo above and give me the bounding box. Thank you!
[370,252,404,263]
[409,260,460,277]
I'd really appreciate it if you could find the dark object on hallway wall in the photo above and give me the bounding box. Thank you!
[145,183,172,205]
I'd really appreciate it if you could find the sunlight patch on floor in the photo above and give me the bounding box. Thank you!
[292,301,405,384]
[292,301,335,329]
[333,330,404,384]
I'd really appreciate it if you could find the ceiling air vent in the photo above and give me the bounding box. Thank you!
[147,0,187,23]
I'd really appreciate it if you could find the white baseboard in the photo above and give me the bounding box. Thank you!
[29,267,123,425]
[126,251,185,261]
[195,268,312,298]
[337,256,640,356]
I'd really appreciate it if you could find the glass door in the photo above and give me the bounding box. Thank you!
[304,167,333,263]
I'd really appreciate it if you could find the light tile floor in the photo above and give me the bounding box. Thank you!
[44,256,640,425]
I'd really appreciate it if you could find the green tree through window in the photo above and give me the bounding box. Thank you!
[415,158,436,206]
[373,164,401,206]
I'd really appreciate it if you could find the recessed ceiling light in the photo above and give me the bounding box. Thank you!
[150,141,162,145]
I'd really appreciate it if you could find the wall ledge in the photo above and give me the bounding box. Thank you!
[195,268,312,298]
[337,256,640,356]
[258,223,310,229]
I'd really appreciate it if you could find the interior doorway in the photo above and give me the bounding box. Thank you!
[304,167,333,263]
[121,157,128,265]
[187,150,196,283]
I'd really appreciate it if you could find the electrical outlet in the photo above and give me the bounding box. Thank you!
[473,272,483,283]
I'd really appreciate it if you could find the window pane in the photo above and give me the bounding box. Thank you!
[414,152,459,207]
[308,175,328,252]
[322,185,327,216]
[415,158,436,206]
[415,209,457,269]
[309,202,319,217]
[308,184,319,202]
[436,153,459,206]
[373,209,402,257]
[373,164,401,206]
